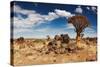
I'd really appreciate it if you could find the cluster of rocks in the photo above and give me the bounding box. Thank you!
[46,34,77,54]
[15,34,77,54]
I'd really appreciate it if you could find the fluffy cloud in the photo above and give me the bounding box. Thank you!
[91,6,97,12]
[66,24,75,29]
[86,7,90,10]
[55,9,74,18]
[86,6,97,13]
[43,12,59,21]
[13,5,36,15]
[75,6,97,14]
[13,5,74,29]
[75,6,83,14]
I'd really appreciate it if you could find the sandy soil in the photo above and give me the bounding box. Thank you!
[11,39,97,66]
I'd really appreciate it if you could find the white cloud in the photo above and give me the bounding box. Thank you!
[34,27,49,32]
[13,17,33,28]
[75,6,83,14]
[14,28,32,33]
[66,24,75,29]
[91,6,97,12]
[84,27,96,33]
[26,13,44,24]
[86,6,97,13]
[43,12,59,21]
[55,9,74,18]
[13,5,36,15]
[13,5,21,13]
[86,7,90,10]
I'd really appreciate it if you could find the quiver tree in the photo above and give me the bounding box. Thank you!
[68,15,90,46]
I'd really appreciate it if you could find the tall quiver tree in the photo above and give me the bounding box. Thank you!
[68,15,90,47]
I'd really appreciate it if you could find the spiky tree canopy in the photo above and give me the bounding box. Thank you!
[68,15,90,34]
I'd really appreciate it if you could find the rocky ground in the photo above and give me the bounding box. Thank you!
[11,39,97,66]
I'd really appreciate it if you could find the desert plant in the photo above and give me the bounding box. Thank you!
[68,15,90,46]
[16,37,24,43]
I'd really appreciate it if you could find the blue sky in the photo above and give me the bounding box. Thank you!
[11,1,97,39]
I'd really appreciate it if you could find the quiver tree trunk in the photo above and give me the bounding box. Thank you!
[76,33,81,46]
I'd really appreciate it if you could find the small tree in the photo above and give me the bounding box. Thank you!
[16,37,24,43]
[68,15,89,46]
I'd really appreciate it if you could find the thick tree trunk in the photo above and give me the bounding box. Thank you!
[76,33,81,47]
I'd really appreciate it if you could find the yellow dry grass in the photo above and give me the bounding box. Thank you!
[11,39,97,66]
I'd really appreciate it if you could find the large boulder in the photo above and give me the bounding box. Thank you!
[60,34,70,44]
